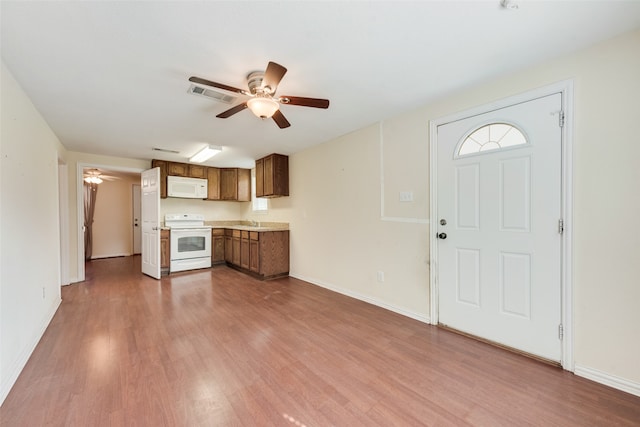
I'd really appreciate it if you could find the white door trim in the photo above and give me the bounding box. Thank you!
[75,163,145,282]
[429,80,574,370]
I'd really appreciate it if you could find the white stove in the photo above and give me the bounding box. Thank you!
[165,214,212,272]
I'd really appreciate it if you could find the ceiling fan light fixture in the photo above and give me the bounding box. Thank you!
[84,176,103,184]
[247,97,279,119]
[190,144,222,163]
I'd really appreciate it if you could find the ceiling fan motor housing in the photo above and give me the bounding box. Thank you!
[247,71,269,95]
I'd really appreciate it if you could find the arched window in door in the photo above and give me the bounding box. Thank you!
[457,123,527,157]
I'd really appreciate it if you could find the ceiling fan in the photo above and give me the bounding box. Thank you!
[83,168,119,184]
[189,61,329,129]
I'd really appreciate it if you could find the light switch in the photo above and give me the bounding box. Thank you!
[399,191,414,202]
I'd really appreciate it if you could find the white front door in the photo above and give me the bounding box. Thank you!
[141,167,160,279]
[436,93,562,361]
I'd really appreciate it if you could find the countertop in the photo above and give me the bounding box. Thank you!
[161,221,288,232]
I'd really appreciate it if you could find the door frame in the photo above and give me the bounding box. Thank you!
[428,80,574,370]
[75,163,144,282]
[132,183,142,254]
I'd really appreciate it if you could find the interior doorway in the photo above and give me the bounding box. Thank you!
[76,163,143,282]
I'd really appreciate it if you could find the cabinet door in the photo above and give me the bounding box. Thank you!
[220,168,238,200]
[160,230,170,268]
[263,155,274,196]
[212,231,225,263]
[189,164,207,178]
[255,158,264,198]
[272,154,289,197]
[168,162,189,176]
[151,159,168,199]
[224,235,233,263]
[240,231,250,269]
[232,237,241,265]
[249,238,260,272]
[207,167,220,200]
[237,168,251,202]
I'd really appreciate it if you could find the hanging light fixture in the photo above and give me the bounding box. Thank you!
[84,175,103,184]
[247,97,280,119]
[189,144,222,163]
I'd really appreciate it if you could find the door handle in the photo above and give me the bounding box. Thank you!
[438,232,447,239]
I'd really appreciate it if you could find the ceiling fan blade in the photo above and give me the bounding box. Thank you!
[280,96,330,109]
[272,110,291,129]
[189,76,247,95]
[263,62,287,93]
[216,103,248,118]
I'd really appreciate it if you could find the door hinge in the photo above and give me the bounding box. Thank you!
[558,219,564,234]
[558,324,564,340]
[559,111,565,127]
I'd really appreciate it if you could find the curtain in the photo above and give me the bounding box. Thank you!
[84,182,99,260]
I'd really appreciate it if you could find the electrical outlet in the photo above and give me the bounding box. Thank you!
[42,287,46,299]
[377,271,385,282]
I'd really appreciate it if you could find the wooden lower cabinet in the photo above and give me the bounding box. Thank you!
[160,229,170,275]
[232,230,241,266]
[225,229,289,280]
[211,229,225,265]
[249,232,260,273]
[164,227,288,279]
[224,230,233,263]
[240,231,250,269]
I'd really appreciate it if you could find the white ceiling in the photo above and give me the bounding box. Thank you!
[2,1,640,168]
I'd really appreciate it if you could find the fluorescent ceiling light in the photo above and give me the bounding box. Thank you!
[247,97,280,119]
[190,145,222,163]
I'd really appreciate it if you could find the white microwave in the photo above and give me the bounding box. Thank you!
[167,176,208,199]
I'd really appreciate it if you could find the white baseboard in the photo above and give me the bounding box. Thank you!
[91,252,131,260]
[0,297,62,405]
[574,365,640,397]
[289,273,430,324]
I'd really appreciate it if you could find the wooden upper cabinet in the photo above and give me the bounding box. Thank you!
[220,168,238,200]
[151,159,168,199]
[188,164,207,179]
[237,168,251,202]
[256,153,288,198]
[207,167,220,200]
[220,168,251,201]
[168,162,189,177]
[152,159,248,202]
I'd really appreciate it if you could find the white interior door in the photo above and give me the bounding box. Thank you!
[141,167,160,279]
[436,93,562,361]
[132,184,141,254]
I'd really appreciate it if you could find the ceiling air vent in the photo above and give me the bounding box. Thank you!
[188,84,237,104]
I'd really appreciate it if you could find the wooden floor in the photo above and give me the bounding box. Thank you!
[2,257,639,426]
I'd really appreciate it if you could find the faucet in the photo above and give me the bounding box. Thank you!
[249,219,257,227]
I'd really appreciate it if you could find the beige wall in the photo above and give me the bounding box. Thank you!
[160,197,245,223]
[1,62,66,403]
[243,29,640,388]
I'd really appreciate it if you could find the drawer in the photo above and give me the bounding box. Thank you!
[212,228,225,236]
[232,230,241,238]
[161,229,169,238]
[225,229,234,236]
[241,230,249,239]
[250,231,259,241]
